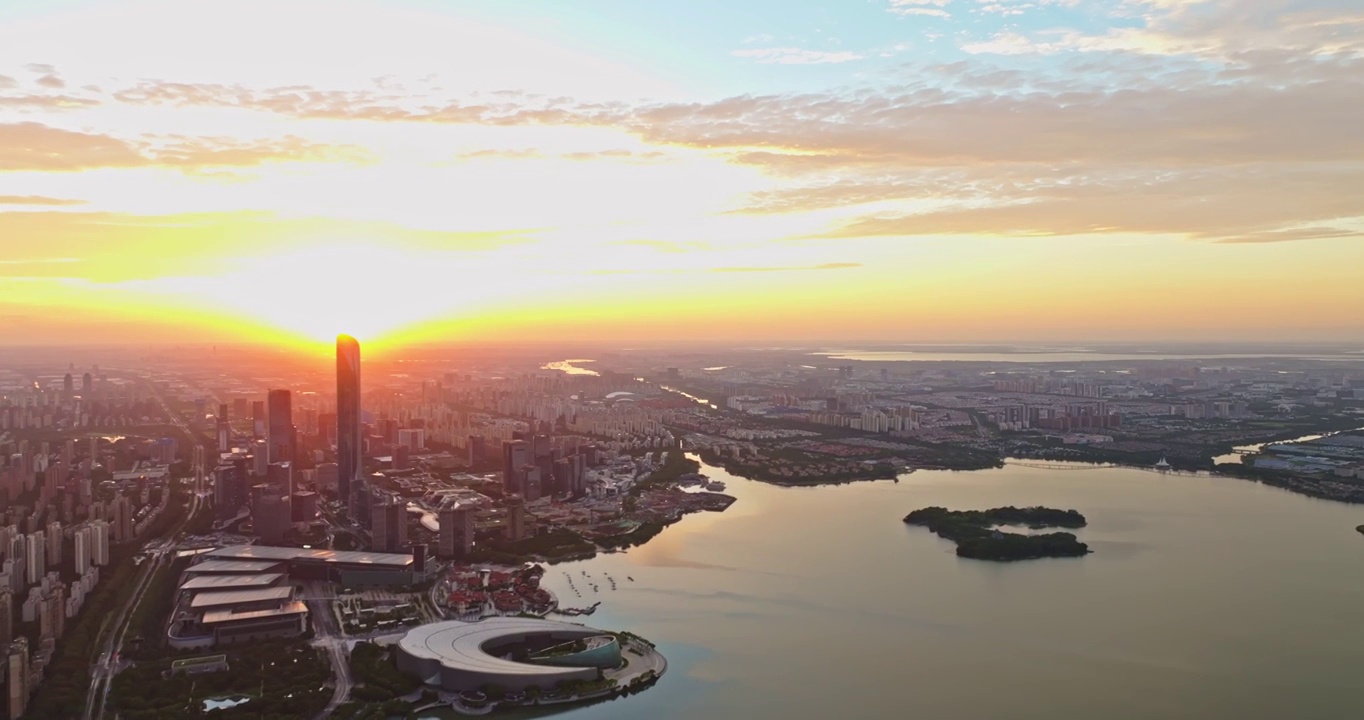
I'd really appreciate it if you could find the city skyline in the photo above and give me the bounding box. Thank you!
[1,0,1362,350]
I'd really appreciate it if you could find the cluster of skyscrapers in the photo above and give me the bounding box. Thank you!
[500,433,589,501]
[211,335,369,547]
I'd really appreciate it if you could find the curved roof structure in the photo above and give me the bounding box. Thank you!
[205,545,412,567]
[396,618,612,692]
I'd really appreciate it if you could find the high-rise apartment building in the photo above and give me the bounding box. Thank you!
[337,335,363,519]
[90,520,110,566]
[8,637,29,719]
[112,494,133,543]
[44,522,60,567]
[24,532,44,586]
[74,526,91,571]
[0,588,11,656]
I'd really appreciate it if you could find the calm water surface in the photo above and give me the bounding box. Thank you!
[1211,426,1364,465]
[515,456,1364,720]
[816,350,1364,363]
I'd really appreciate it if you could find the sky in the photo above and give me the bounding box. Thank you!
[1,0,1361,351]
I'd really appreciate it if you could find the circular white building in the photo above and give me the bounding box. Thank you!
[395,618,623,692]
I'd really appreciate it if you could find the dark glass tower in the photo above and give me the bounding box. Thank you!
[266,389,294,464]
[337,334,362,519]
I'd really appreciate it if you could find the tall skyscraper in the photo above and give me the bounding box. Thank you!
[337,335,362,518]
[266,389,294,464]
[506,496,528,542]
[112,494,134,544]
[503,440,529,492]
[62,373,74,399]
[438,505,474,558]
[214,464,246,521]
[81,372,93,397]
[371,499,406,553]
[252,400,266,438]
[268,461,294,496]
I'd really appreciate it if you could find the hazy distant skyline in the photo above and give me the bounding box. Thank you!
[1,0,1361,349]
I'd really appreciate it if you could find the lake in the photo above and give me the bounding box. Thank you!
[505,455,1364,720]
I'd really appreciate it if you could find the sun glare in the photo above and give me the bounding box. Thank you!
[177,243,507,348]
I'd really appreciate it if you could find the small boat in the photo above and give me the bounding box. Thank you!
[705,480,727,491]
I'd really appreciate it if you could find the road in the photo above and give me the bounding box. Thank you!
[304,580,354,719]
[83,375,208,720]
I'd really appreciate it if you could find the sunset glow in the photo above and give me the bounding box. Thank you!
[2,0,1362,347]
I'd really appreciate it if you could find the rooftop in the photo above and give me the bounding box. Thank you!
[398,618,607,679]
[201,601,309,625]
[185,559,287,575]
[189,587,294,609]
[205,545,413,568]
[180,573,286,593]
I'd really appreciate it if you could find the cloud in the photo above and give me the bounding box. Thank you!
[35,74,65,89]
[711,262,862,272]
[0,75,15,89]
[587,261,863,275]
[0,122,144,171]
[0,94,101,109]
[1213,227,1362,244]
[145,134,373,168]
[731,47,865,65]
[0,195,87,206]
[959,0,1364,59]
[0,122,370,171]
[610,239,710,253]
[808,166,1364,244]
[887,0,952,18]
